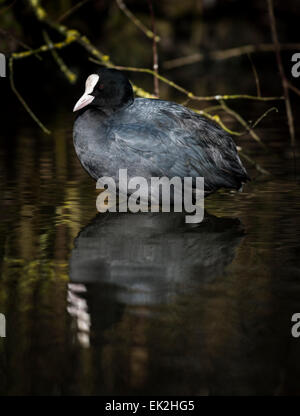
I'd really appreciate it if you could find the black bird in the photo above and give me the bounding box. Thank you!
[73,68,249,195]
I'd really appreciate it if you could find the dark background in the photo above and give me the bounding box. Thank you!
[1,0,300,396]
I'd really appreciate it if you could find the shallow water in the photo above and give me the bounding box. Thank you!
[0,110,300,395]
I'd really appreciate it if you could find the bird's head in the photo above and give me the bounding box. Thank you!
[73,68,134,113]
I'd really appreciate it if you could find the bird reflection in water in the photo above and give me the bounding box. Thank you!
[68,211,243,355]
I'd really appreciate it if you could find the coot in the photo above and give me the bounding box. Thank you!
[73,68,249,195]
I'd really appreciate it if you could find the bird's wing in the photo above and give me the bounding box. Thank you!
[108,123,189,178]
[108,103,249,192]
[152,103,249,191]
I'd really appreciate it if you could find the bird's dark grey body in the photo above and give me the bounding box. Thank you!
[73,69,249,195]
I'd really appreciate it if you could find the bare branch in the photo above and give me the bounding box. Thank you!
[9,58,51,135]
[43,30,77,84]
[251,107,278,129]
[219,100,267,149]
[286,79,300,98]
[247,53,261,97]
[147,0,159,97]
[57,0,91,23]
[11,34,79,60]
[164,43,300,69]
[194,108,243,136]
[0,27,41,59]
[116,0,160,42]
[267,0,295,144]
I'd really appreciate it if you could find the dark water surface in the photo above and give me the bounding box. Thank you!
[0,110,300,396]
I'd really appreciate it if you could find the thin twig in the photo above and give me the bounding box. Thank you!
[195,109,243,136]
[0,27,42,60]
[164,43,300,69]
[286,79,300,98]
[9,57,51,135]
[247,53,261,97]
[198,105,277,137]
[115,0,160,42]
[267,0,295,144]
[57,0,91,23]
[43,30,77,83]
[0,0,16,16]
[11,34,79,60]
[219,99,266,148]
[238,150,270,175]
[201,105,223,113]
[251,107,278,129]
[147,0,159,97]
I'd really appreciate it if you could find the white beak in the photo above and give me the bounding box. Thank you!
[73,73,99,112]
[73,94,95,112]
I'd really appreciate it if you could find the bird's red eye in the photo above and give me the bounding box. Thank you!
[98,84,104,89]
